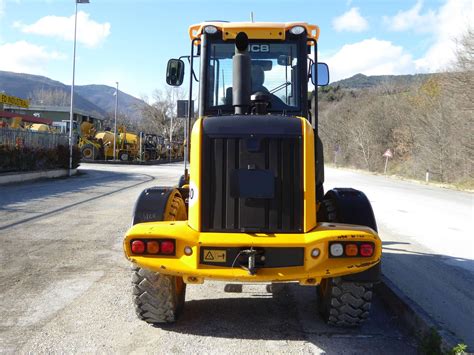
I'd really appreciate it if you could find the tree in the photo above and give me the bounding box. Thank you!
[139,88,186,142]
[29,88,70,106]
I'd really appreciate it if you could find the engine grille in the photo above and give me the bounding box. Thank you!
[201,115,303,233]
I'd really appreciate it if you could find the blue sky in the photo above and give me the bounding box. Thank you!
[0,0,472,99]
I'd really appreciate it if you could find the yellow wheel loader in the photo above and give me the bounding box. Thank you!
[123,22,381,327]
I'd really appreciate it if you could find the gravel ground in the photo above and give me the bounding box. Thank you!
[0,163,416,354]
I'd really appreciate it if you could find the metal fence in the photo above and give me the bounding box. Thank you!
[0,128,69,149]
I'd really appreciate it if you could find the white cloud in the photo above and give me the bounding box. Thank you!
[323,38,414,81]
[0,41,65,74]
[383,0,473,72]
[14,11,111,48]
[383,0,437,33]
[332,7,369,32]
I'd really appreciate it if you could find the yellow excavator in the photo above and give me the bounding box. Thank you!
[79,121,140,161]
[123,22,381,327]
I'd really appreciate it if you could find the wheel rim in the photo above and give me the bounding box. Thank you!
[82,148,93,159]
[164,191,187,221]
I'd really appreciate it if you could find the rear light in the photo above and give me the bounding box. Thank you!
[289,26,305,35]
[130,239,175,256]
[329,243,344,257]
[131,240,145,254]
[311,248,321,258]
[203,25,218,34]
[161,240,175,255]
[184,246,193,256]
[360,243,374,257]
[345,244,358,256]
[146,241,160,254]
[329,242,375,258]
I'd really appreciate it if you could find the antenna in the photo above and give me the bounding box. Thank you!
[250,11,254,23]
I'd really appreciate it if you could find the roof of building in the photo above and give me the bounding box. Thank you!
[3,105,104,120]
[0,110,53,124]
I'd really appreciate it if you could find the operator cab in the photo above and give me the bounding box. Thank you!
[166,23,330,204]
[166,22,329,119]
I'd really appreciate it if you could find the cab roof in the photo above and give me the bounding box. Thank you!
[189,22,320,42]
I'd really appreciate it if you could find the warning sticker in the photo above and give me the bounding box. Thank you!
[203,249,227,263]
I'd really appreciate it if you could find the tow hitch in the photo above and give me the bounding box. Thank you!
[234,248,263,275]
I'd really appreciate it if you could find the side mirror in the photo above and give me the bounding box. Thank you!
[311,63,330,86]
[166,59,185,86]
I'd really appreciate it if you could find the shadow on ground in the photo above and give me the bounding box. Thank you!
[0,168,152,208]
[154,281,417,354]
[0,168,154,230]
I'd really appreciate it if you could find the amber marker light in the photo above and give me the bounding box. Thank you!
[147,241,160,254]
[345,244,358,257]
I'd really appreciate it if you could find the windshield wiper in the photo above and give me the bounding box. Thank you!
[269,81,291,94]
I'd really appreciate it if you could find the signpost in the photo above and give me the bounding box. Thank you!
[383,149,393,174]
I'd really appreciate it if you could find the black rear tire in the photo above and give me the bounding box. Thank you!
[132,265,186,324]
[318,277,373,326]
[317,188,378,327]
[130,190,188,325]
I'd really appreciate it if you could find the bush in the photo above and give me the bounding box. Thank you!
[0,144,81,173]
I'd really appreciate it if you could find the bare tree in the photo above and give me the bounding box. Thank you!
[29,88,70,106]
[139,88,186,141]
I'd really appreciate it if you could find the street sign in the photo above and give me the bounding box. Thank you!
[383,149,392,174]
[177,100,194,118]
[383,149,393,158]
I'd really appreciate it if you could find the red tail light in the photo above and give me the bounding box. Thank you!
[131,240,145,254]
[360,243,374,257]
[161,240,175,255]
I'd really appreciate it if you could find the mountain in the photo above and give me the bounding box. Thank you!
[74,85,144,119]
[330,73,432,89]
[0,70,147,120]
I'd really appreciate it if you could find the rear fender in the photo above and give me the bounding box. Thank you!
[132,187,174,225]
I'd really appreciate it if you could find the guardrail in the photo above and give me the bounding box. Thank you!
[0,128,69,149]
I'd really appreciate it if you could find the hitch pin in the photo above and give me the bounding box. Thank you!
[248,248,256,275]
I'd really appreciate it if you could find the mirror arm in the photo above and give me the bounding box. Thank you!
[179,55,200,82]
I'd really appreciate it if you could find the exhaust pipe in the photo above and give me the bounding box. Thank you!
[233,32,251,115]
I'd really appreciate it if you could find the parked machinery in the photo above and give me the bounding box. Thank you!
[123,22,381,326]
[79,122,141,161]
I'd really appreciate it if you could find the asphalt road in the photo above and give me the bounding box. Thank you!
[325,167,474,349]
[0,163,416,354]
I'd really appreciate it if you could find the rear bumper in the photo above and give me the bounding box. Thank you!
[123,221,381,285]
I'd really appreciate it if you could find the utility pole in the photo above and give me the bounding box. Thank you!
[113,81,118,160]
[69,0,90,176]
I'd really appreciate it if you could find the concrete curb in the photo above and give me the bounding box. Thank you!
[376,275,461,352]
[0,168,77,185]
[81,159,183,166]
